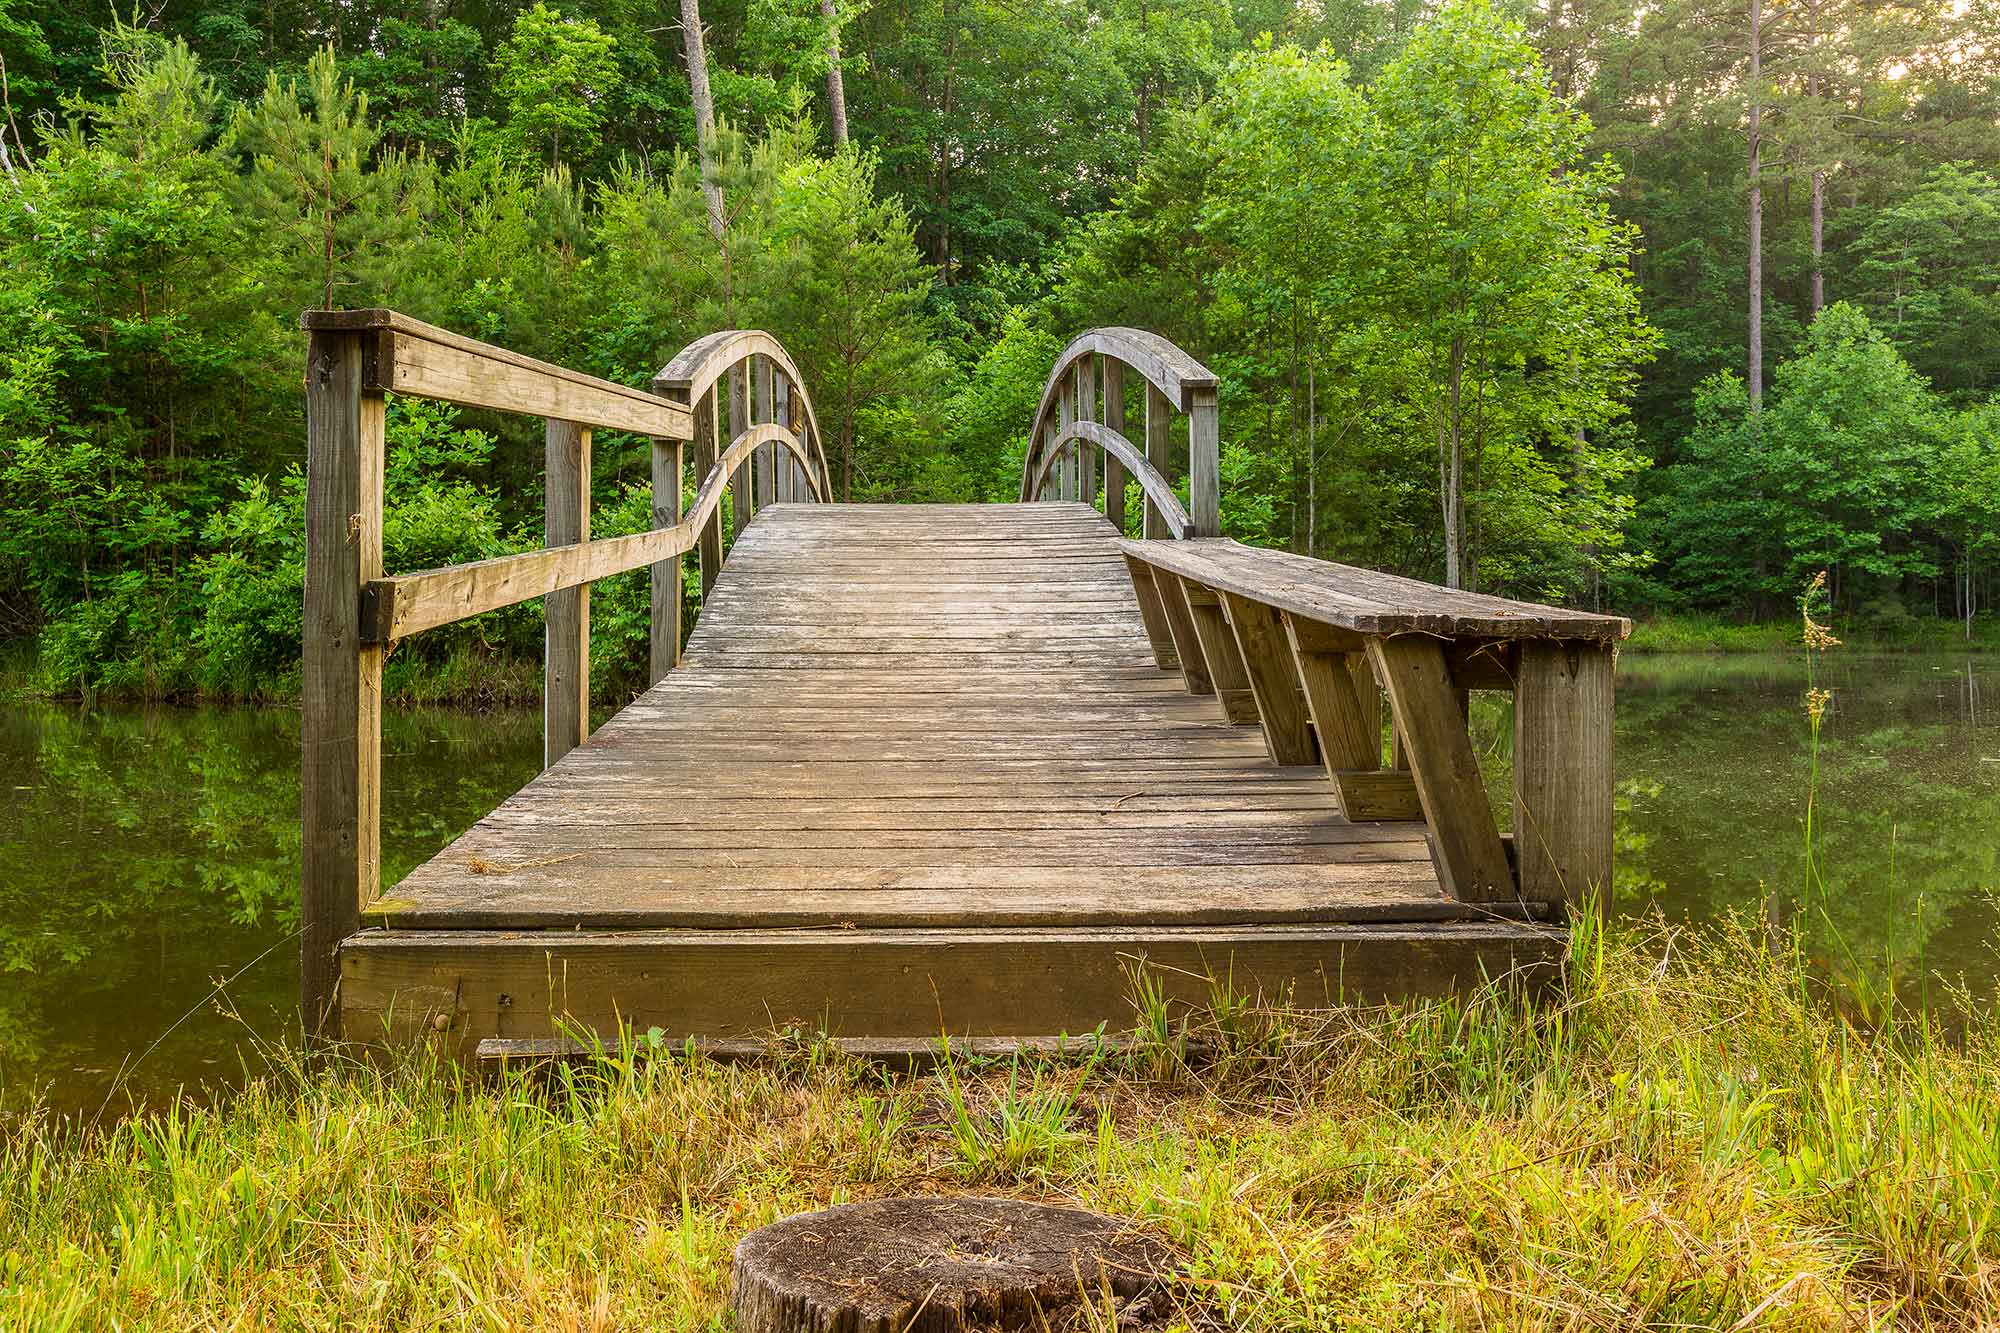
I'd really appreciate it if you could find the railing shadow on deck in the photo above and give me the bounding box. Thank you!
[298,308,827,1034]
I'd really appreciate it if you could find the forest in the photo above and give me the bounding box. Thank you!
[2,0,1998,699]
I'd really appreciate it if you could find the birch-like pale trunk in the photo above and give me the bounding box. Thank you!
[820,0,850,146]
[680,0,726,241]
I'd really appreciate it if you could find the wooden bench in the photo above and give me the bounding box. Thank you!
[1120,538,1629,912]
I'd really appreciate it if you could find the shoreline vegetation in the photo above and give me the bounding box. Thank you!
[7,615,1998,709]
[3,917,1996,1327]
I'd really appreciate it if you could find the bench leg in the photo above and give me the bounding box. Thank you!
[1220,592,1315,764]
[1514,640,1614,915]
[1366,635,1514,903]
[1123,555,1180,671]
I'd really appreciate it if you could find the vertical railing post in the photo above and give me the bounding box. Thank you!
[1514,641,1615,915]
[697,382,722,596]
[1076,354,1097,509]
[301,326,383,1038]
[774,373,793,502]
[1057,367,1075,501]
[1102,359,1127,534]
[729,362,750,544]
[1187,385,1220,538]
[650,426,684,684]
[545,419,591,767]
[755,355,777,510]
[1143,382,1172,540]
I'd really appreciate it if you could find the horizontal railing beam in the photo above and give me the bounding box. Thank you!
[302,309,692,440]
[362,423,819,641]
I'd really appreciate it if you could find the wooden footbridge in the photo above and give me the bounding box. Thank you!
[301,312,1625,1054]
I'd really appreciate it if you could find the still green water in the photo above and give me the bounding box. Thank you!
[1,652,1995,1116]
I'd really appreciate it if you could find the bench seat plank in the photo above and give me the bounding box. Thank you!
[1121,539,1629,641]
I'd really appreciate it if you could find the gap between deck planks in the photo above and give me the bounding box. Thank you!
[345,503,1559,1047]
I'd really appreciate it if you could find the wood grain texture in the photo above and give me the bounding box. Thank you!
[1125,539,1632,641]
[1123,555,1180,671]
[342,921,1562,1053]
[1514,640,1615,911]
[1366,635,1515,903]
[544,419,591,768]
[1102,359,1127,534]
[302,308,691,440]
[1220,591,1314,764]
[650,436,683,683]
[1151,569,1214,695]
[342,502,1567,1049]
[301,329,383,1037]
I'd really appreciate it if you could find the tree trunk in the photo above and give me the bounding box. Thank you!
[821,0,849,146]
[680,0,726,241]
[1748,0,1764,410]
[1811,168,1826,316]
[1441,337,1466,590]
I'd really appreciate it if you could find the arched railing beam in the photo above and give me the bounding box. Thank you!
[1025,422,1191,539]
[654,330,832,497]
[1021,328,1220,537]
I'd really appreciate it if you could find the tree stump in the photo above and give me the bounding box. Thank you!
[731,1196,1172,1332]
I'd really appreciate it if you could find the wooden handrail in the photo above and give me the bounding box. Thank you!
[1022,328,1220,538]
[300,310,826,1037]
[361,424,822,641]
[301,308,693,438]
[1027,422,1192,538]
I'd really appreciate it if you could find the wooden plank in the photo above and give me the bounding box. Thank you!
[1219,592,1314,764]
[1102,359,1126,535]
[755,355,777,509]
[1187,385,1220,538]
[385,328,687,440]
[1513,641,1615,912]
[1365,636,1514,903]
[1143,382,1172,540]
[650,436,683,683]
[1329,770,1424,822]
[1123,555,1180,670]
[300,328,384,1038]
[729,363,750,544]
[1124,539,1631,641]
[1178,579,1258,725]
[1150,570,1213,695]
[341,922,1562,1055]
[1076,353,1097,508]
[696,385,722,597]
[653,328,829,495]
[303,308,692,440]
[1284,614,1376,774]
[545,419,591,768]
[1025,423,1191,539]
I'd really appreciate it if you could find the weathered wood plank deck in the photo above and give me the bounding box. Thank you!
[343,503,1559,1050]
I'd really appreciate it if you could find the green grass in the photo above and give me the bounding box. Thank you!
[4,919,1997,1329]
[1628,612,2000,654]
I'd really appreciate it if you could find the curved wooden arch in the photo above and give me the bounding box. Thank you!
[690,422,825,532]
[1027,328,1217,453]
[1025,422,1192,538]
[655,330,832,495]
[1022,329,1221,529]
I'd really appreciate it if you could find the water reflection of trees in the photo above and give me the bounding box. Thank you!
[0,705,537,1111]
[1566,655,1998,999]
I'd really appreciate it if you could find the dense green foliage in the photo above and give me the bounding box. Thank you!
[2,0,1998,696]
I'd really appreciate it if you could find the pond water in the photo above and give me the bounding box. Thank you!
[2,651,1996,1117]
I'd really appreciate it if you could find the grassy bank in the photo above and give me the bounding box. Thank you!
[1628,612,2000,654]
[4,920,1996,1329]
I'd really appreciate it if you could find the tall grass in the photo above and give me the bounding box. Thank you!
[3,920,1996,1329]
